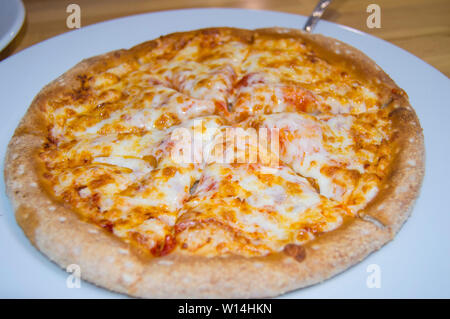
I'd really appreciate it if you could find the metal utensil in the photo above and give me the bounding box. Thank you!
[303,0,333,33]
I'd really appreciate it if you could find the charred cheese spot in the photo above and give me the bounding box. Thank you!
[283,243,306,262]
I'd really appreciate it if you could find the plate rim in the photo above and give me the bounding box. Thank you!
[0,7,448,298]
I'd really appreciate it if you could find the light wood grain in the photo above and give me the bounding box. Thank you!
[1,0,449,77]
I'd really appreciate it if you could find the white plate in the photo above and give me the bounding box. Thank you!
[0,8,449,299]
[0,0,25,52]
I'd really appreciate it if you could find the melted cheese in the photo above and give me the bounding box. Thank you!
[39,29,394,257]
[177,163,343,255]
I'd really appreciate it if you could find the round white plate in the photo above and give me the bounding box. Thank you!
[0,0,25,52]
[0,8,449,299]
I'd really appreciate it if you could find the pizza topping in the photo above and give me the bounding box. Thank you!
[231,83,324,122]
[283,243,307,262]
[38,28,395,257]
[175,163,344,255]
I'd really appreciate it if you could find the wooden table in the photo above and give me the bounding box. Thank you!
[2,0,449,77]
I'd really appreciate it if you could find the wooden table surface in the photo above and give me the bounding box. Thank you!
[1,0,449,77]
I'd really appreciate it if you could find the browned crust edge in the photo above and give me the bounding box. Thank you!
[4,27,425,298]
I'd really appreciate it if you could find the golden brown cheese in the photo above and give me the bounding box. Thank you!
[38,29,394,257]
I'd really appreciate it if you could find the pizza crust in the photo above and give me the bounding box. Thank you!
[4,27,424,298]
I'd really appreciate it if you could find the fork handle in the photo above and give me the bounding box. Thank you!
[303,0,333,33]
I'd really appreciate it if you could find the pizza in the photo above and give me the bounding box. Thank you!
[4,27,424,298]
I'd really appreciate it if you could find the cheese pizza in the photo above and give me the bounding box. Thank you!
[4,27,424,298]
